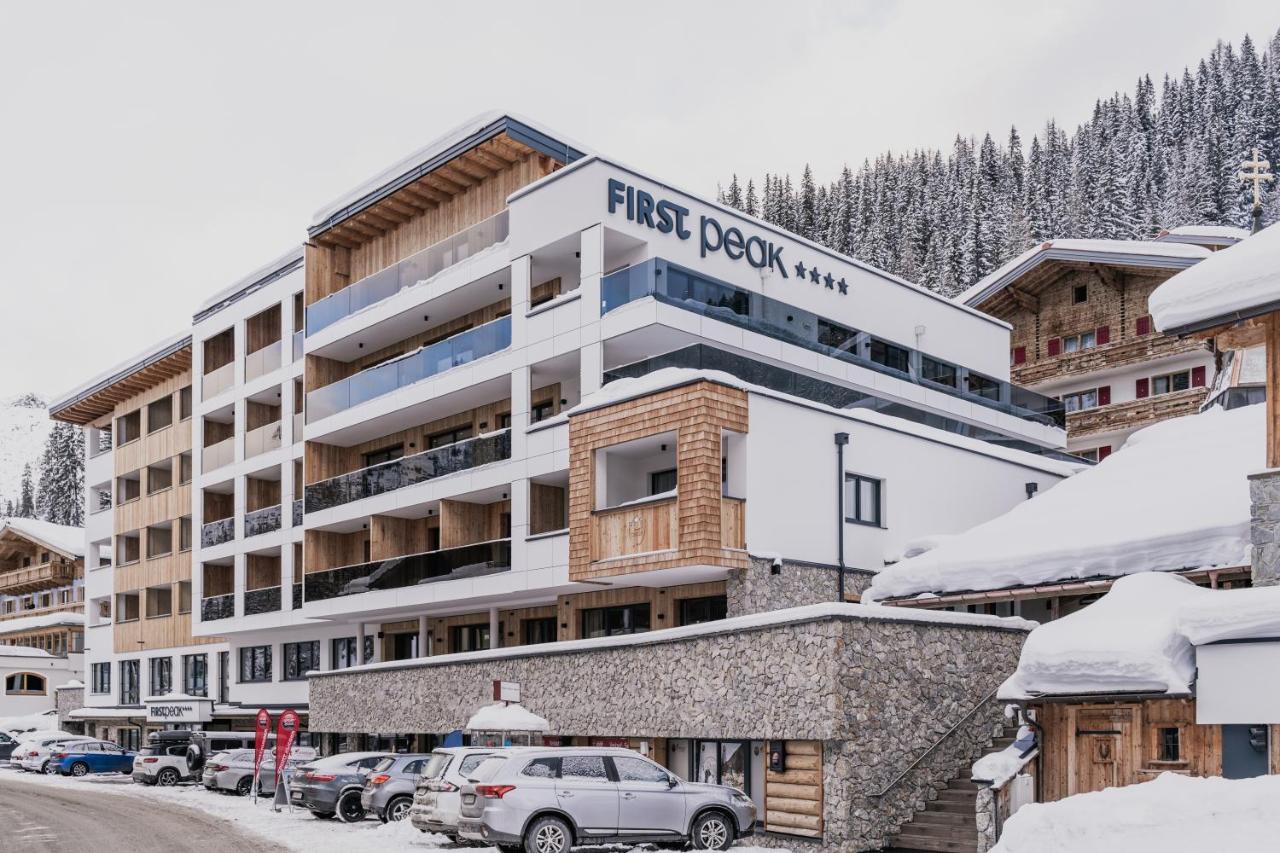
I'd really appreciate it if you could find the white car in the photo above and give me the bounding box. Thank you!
[18,735,95,774]
[409,747,502,837]
[6,730,71,769]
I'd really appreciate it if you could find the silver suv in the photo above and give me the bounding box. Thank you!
[457,747,754,852]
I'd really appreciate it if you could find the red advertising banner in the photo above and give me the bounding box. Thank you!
[252,708,273,791]
[273,708,301,789]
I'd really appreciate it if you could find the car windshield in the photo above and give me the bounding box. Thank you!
[421,752,451,779]
[457,753,494,776]
[138,746,161,756]
[371,757,397,773]
[468,756,507,782]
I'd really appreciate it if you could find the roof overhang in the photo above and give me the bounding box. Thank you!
[49,336,192,426]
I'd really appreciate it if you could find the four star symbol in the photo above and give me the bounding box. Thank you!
[794,261,807,279]
[823,272,835,290]
[837,277,848,295]
[790,259,849,297]
[808,266,820,284]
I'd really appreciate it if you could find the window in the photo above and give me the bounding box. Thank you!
[178,580,192,613]
[523,617,558,645]
[179,453,192,484]
[451,624,491,653]
[1158,727,1181,762]
[1061,389,1100,413]
[116,410,141,444]
[613,756,671,783]
[561,755,609,781]
[1062,331,1096,353]
[178,386,193,420]
[239,645,272,682]
[679,595,728,626]
[5,672,46,694]
[218,651,229,703]
[147,396,173,433]
[496,412,512,430]
[283,641,320,680]
[581,603,650,639]
[183,654,207,696]
[868,338,910,373]
[179,518,192,553]
[1152,370,1191,396]
[363,445,404,468]
[844,474,882,526]
[522,757,560,778]
[649,469,677,496]
[920,356,957,388]
[91,663,111,695]
[145,584,173,617]
[966,372,1001,401]
[1072,284,1088,304]
[531,401,555,423]
[428,426,473,449]
[120,659,140,704]
[149,657,172,696]
[331,636,374,669]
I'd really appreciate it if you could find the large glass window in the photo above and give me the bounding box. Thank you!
[1061,389,1100,412]
[920,356,957,388]
[1152,370,1191,396]
[120,659,140,704]
[844,474,882,527]
[649,469,677,495]
[183,654,207,696]
[451,624,491,653]
[283,641,320,680]
[679,595,728,626]
[429,426,473,449]
[331,636,375,669]
[522,617,558,645]
[91,662,111,695]
[581,603,651,639]
[868,338,910,374]
[363,445,404,468]
[239,645,272,683]
[149,657,172,696]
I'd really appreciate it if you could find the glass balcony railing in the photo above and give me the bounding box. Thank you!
[244,586,281,615]
[291,499,303,527]
[307,209,510,335]
[245,340,282,382]
[602,258,1065,429]
[245,504,282,537]
[305,429,511,513]
[306,316,512,422]
[304,539,511,603]
[201,593,234,621]
[292,412,303,444]
[202,362,234,401]
[203,437,234,471]
[292,330,303,361]
[245,420,282,458]
[201,517,234,548]
[291,582,302,609]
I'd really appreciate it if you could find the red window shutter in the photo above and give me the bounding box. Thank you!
[1097,445,1112,461]
[1047,338,1061,357]
[1098,386,1111,405]
[1096,325,1110,345]
[1013,346,1027,365]
[1136,378,1150,398]
[1136,315,1151,336]
[1191,366,1206,387]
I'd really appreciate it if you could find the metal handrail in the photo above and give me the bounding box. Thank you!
[869,686,1000,798]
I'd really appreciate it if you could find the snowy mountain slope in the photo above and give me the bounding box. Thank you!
[0,393,52,505]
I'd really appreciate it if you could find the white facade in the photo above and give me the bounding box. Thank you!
[0,647,82,716]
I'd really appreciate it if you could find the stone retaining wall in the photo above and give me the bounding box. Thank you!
[55,685,84,731]
[726,556,876,615]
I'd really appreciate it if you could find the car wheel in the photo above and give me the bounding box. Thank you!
[691,811,733,851]
[157,768,180,787]
[40,761,53,775]
[336,790,366,823]
[70,762,89,778]
[524,815,572,853]
[235,776,253,796]
[310,811,336,820]
[384,796,413,823]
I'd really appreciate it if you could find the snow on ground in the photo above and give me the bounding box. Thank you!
[0,709,60,734]
[0,767,781,852]
[992,772,1280,853]
[1150,220,1280,332]
[970,726,1034,786]
[867,404,1259,601]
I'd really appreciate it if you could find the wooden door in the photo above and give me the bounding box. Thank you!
[1073,707,1135,794]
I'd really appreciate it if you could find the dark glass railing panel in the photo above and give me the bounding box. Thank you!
[292,499,303,527]
[244,586,281,615]
[307,315,512,422]
[305,540,511,603]
[201,517,234,548]
[605,345,1089,466]
[306,429,512,513]
[244,505,282,538]
[602,258,1065,429]
[201,593,235,621]
[292,582,303,610]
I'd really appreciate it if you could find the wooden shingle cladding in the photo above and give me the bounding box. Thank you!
[568,381,750,582]
[1066,386,1207,438]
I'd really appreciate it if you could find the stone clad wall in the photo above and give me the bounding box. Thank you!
[726,556,876,615]
[55,685,84,731]
[1249,469,1280,586]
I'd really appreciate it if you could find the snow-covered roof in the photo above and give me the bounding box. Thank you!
[957,239,1210,307]
[1149,221,1280,334]
[867,404,1258,601]
[56,680,83,690]
[66,707,145,720]
[48,329,191,420]
[0,711,59,733]
[194,246,303,321]
[1,517,84,558]
[466,702,549,732]
[0,612,85,637]
[567,368,1081,478]
[1160,224,1251,241]
[0,644,54,658]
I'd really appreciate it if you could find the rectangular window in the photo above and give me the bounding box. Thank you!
[183,654,208,696]
[868,338,910,374]
[218,651,229,703]
[331,636,374,669]
[91,662,111,695]
[120,659,140,704]
[1062,331,1096,353]
[581,603,651,639]
[1151,370,1191,396]
[177,580,192,614]
[679,595,728,626]
[428,426,473,449]
[1061,389,1100,413]
[649,468,677,496]
[522,617,558,645]
[178,386,193,420]
[363,445,404,468]
[179,453,192,484]
[147,396,174,433]
[531,401,555,423]
[450,624,491,653]
[1158,727,1181,762]
[844,473,882,526]
[149,657,172,696]
[966,372,1001,400]
[920,356,957,388]
[496,412,512,430]
[238,645,272,682]
[283,641,320,680]
[1072,284,1088,304]
[179,517,192,552]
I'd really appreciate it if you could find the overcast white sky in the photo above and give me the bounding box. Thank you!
[2,0,1277,402]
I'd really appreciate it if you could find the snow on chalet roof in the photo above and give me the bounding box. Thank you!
[1161,224,1251,241]
[1,517,84,558]
[466,702,549,732]
[1000,573,1280,700]
[957,239,1210,306]
[0,644,54,659]
[1149,221,1280,334]
[0,611,86,637]
[566,368,1081,478]
[867,404,1260,601]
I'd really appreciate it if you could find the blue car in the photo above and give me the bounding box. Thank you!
[53,740,137,777]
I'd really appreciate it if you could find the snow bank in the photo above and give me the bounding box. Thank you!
[1176,582,1280,645]
[0,644,54,658]
[0,611,86,636]
[867,404,1258,600]
[466,702,549,732]
[2,517,85,557]
[0,710,59,734]
[971,726,1035,786]
[992,772,1280,853]
[1150,221,1280,332]
[1162,224,1251,240]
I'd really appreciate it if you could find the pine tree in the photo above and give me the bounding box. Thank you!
[17,464,35,519]
[36,422,84,527]
[744,180,758,217]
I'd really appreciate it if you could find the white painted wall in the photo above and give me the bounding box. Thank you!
[0,651,82,716]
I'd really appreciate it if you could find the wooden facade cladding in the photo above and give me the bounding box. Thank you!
[568,381,750,582]
[1012,334,1208,386]
[1066,387,1207,438]
[0,560,77,595]
[764,740,823,838]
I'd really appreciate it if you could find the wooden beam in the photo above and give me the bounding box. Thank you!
[453,153,495,179]
[367,202,411,224]
[434,164,477,188]
[406,181,449,204]
[1008,285,1040,313]
[421,173,466,195]
[358,211,398,231]
[476,140,517,165]
[383,197,425,216]
[1092,263,1124,291]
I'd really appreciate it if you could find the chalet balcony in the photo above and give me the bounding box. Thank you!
[304,539,511,603]
[201,593,235,621]
[306,317,512,422]
[0,561,76,595]
[305,429,511,513]
[592,494,678,562]
[1013,335,1210,386]
[306,209,509,335]
[1066,387,1207,439]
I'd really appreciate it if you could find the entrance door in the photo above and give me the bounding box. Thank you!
[1222,725,1270,779]
[1073,708,1134,795]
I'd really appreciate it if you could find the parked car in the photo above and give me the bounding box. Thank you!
[203,746,317,796]
[290,751,391,822]
[52,740,137,777]
[360,753,433,823]
[7,731,78,769]
[456,747,755,852]
[18,735,95,774]
[409,747,501,837]
[0,732,18,762]
[133,730,264,786]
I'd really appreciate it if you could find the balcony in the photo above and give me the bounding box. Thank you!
[203,437,234,471]
[202,362,234,401]
[245,504,282,538]
[304,539,512,603]
[601,258,1065,429]
[245,421,282,458]
[592,496,678,563]
[292,499,303,527]
[306,316,512,422]
[722,497,745,549]
[306,429,512,513]
[201,517,234,548]
[244,586,281,615]
[245,340,282,382]
[292,330,303,361]
[306,209,510,335]
[292,581,302,609]
[0,561,76,595]
[1066,387,1208,439]
[201,593,235,621]
[292,412,303,444]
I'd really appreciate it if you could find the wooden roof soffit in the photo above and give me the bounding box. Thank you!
[50,345,192,425]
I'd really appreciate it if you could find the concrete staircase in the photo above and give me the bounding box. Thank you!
[884,726,1019,853]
